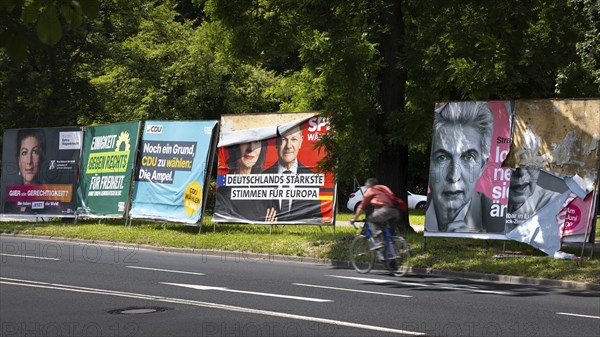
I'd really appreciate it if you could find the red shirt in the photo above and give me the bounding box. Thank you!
[359,185,394,209]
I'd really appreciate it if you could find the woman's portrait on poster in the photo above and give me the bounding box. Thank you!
[2,129,47,213]
[214,140,277,222]
[17,128,46,185]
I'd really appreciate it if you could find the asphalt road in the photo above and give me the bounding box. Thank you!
[1,236,598,337]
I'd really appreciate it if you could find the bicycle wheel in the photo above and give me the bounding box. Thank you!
[382,236,411,276]
[350,235,375,274]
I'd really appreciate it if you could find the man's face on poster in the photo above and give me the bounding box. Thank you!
[429,124,485,224]
[509,168,539,205]
[277,127,303,169]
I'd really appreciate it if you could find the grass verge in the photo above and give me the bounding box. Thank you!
[1,214,598,284]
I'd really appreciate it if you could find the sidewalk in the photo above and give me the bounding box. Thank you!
[335,220,599,253]
[335,220,424,232]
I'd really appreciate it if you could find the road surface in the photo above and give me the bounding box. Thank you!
[1,236,598,337]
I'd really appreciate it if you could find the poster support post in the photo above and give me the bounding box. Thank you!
[579,189,598,263]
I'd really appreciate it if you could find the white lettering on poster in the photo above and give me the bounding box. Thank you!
[225,174,324,187]
[90,135,117,150]
[489,138,510,218]
[231,187,319,200]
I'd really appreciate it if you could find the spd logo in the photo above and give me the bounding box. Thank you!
[146,124,163,134]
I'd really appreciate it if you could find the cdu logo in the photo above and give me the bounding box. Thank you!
[146,125,163,134]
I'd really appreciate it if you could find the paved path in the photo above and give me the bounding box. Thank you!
[335,220,424,232]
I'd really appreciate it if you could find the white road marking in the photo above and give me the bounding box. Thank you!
[293,283,412,298]
[0,277,425,336]
[126,266,205,276]
[327,275,511,295]
[161,282,332,302]
[0,253,60,261]
[432,282,478,289]
[326,275,427,286]
[429,284,510,295]
[557,312,600,319]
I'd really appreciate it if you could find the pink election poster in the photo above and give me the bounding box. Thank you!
[425,101,513,235]
[476,101,513,233]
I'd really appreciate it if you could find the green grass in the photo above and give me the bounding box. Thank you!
[1,214,598,284]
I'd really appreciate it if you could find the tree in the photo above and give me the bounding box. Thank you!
[199,0,416,230]
[85,1,281,124]
[555,0,600,96]
[1,0,596,224]
[198,0,597,224]
[0,0,99,63]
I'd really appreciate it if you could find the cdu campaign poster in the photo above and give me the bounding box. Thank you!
[77,122,141,217]
[213,113,335,225]
[1,127,83,216]
[129,120,218,224]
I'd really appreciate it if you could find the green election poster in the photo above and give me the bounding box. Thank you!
[77,122,141,217]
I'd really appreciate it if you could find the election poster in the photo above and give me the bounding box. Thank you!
[129,121,218,224]
[559,190,597,243]
[213,113,335,225]
[425,99,600,257]
[425,101,513,238]
[1,127,83,217]
[77,122,141,217]
[503,99,600,246]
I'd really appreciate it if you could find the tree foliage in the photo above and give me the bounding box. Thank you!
[0,0,598,210]
[0,0,99,62]
[82,1,281,124]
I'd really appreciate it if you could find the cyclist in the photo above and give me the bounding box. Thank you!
[349,178,402,250]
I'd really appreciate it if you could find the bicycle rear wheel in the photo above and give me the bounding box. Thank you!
[350,235,375,274]
[383,236,411,276]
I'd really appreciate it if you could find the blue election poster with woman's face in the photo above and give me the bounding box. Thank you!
[129,121,218,224]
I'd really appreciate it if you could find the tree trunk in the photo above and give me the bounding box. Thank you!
[375,0,414,234]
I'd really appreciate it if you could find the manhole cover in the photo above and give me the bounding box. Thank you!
[108,306,171,315]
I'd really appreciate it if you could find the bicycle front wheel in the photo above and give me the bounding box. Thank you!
[384,236,411,276]
[349,235,375,274]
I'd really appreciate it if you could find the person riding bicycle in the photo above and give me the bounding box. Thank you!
[349,178,402,250]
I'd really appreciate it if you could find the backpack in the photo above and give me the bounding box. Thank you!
[374,186,408,212]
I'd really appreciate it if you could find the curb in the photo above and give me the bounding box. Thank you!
[411,267,600,291]
[1,233,599,291]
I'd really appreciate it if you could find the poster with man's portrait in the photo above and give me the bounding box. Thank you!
[1,127,83,216]
[213,113,335,225]
[503,99,600,244]
[425,99,599,254]
[425,101,513,238]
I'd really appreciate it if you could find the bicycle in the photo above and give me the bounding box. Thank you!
[349,219,411,276]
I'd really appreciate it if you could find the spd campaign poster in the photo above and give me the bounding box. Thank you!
[1,127,82,216]
[213,113,335,225]
[425,101,513,238]
[129,121,218,224]
[77,122,141,217]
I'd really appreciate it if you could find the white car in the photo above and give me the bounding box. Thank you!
[346,187,427,212]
